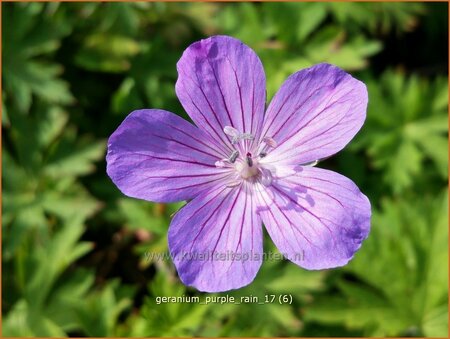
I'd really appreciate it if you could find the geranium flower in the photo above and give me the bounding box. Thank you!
[107,35,371,292]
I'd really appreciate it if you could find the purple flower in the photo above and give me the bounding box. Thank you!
[107,36,371,292]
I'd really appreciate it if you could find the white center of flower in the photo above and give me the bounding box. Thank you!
[215,126,277,187]
[235,152,259,179]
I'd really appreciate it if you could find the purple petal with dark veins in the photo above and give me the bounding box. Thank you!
[260,63,367,166]
[106,109,230,203]
[169,183,263,292]
[176,35,266,147]
[255,166,371,269]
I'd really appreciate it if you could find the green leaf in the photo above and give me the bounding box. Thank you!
[75,280,133,337]
[118,199,168,235]
[328,2,424,34]
[3,218,96,337]
[296,3,328,41]
[3,301,35,337]
[3,3,74,112]
[44,138,106,178]
[306,192,448,336]
[75,34,141,73]
[352,71,448,193]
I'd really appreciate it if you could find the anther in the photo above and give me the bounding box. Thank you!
[223,126,255,144]
[232,132,255,144]
[215,160,228,168]
[257,136,277,158]
[263,137,277,148]
[240,133,255,141]
[229,150,239,163]
[224,126,239,138]
[246,152,253,167]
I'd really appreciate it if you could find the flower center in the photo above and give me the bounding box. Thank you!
[236,152,259,179]
[215,126,277,186]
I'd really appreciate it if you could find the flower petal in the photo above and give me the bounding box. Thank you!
[169,184,263,292]
[260,63,367,166]
[176,35,266,148]
[255,166,371,269]
[106,109,230,203]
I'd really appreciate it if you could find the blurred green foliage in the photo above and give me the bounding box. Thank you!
[2,2,448,337]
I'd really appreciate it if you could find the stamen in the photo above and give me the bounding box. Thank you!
[257,136,277,157]
[246,152,253,167]
[215,150,240,168]
[223,126,254,144]
[240,133,255,141]
[232,132,255,144]
[229,150,239,163]
[215,160,228,168]
[218,129,277,188]
[263,137,277,148]
[224,126,239,138]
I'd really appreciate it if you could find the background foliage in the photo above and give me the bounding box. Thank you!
[2,2,448,337]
